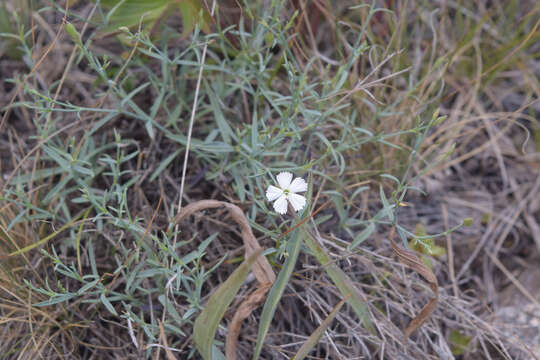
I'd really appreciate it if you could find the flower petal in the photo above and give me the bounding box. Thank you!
[276,172,293,190]
[266,185,283,201]
[273,195,288,214]
[287,193,306,212]
[289,177,307,193]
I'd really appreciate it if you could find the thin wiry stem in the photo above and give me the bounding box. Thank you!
[173,0,217,250]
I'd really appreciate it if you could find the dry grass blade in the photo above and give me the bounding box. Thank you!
[0,2,70,132]
[174,200,275,358]
[487,252,540,308]
[158,320,175,360]
[389,229,438,340]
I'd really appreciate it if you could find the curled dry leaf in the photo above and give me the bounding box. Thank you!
[225,283,273,358]
[389,228,439,340]
[174,200,276,359]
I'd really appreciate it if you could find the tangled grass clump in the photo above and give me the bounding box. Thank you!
[1,0,539,359]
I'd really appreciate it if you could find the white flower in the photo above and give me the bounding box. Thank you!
[266,172,307,214]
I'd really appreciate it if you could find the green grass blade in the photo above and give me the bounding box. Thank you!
[8,209,88,257]
[76,208,92,274]
[206,81,235,145]
[194,248,263,360]
[303,232,374,333]
[293,298,347,360]
[149,148,181,182]
[253,228,303,360]
[348,222,375,250]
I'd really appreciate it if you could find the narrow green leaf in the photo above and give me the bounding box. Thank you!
[100,293,118,315]
[76,208,92,274]
[348,222,375,250]
[303,232,374,333]
[253,228,303,360]
[194,248,263,360]
[34,293,77,306]
[64,22,82,46]
[206,82,235,145]
[379,184,394,221]
[41,144,70,170]
[293,298,347,360]
[120,82,151,108]
[380,173,400,185]
[232,171,246,202]
[88,238,98,276]
[144,120,154,139]
[78,279,99,295]
[43,176,71,204]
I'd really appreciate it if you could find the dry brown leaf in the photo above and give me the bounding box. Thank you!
[225,283,273,358]
[390,228,438,340]
[174,200,276,359]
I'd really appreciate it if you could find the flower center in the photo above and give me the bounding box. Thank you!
[283,189,290,196]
